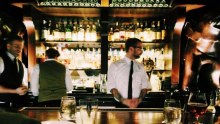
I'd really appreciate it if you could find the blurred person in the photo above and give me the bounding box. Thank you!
[0,35,28,107]
[107,38,151,108]
[30,48,73,107]
[182,21,219,93]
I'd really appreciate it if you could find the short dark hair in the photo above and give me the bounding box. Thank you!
[125,38,142,52]
[6,35,23,44]
[46,48,60,58]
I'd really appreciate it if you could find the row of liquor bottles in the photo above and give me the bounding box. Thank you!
[108,19,168,42]
[36,45,172,70]
[40,17,101,42]
[40,17,168,42]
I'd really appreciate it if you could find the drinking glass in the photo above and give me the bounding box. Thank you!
[79,98,98,124]
[187,92,208,124]
[163,99,182,124]
[60,96,77,121]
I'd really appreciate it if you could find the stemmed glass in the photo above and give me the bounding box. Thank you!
[187,92,208,124]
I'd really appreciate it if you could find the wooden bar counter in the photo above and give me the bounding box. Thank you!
[17,107,218,124]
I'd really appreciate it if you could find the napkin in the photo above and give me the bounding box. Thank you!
[0,112,41,124]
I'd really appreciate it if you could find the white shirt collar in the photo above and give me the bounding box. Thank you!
[6,52,16,61]
[45,58,56,61]
[123,56,135,64]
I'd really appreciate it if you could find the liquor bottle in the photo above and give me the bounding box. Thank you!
[108,27,114,41]
[150,21,156,41]
[135,22,143,40]
[161,18,167,40]
[119,24,125,41]
[90,24,97,41]
[95,19,101,41]
[53,20,60,41]
[143,21,152,42]
[113,21,120,41]
[155,20,162,41]
[41,19,48,41]
[47,20,54,41]
[207,91,216,113]
[85,24,91,41]
[78,23,85,41]
[0,18,11,38]
[65,18,72,41]
[59,18,65,41]
[71,19,78,41]
[127,24,135,39]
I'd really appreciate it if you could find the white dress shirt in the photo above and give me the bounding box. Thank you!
[107,56,151,99]
[30,59,73,96]
[0,52,28,87]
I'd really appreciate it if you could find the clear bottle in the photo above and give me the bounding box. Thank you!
[113,21,120,42]
[53,20,60,41]
[85,24,91,41]
[77,23,85,41]
[90,24,97,41]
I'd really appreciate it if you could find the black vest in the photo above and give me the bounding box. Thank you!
[0,52,24,89]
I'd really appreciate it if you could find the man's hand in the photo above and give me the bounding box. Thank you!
[16,86,28,96]
[121,98,142,108]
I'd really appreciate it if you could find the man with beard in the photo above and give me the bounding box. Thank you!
[107,38,151,108]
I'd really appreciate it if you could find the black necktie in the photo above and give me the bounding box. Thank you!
[128,61,133,99]
[14,58,18,73]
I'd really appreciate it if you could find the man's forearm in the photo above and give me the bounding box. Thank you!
[110,88,124,102]
[138,89,148,100]
[0,85,17,94]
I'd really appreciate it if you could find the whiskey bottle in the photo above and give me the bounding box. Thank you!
[59,18,65,41]
[65,18,72,41]
[47,20,54,41]
[143,21,152,42]
[155,20,162,41]
[161,18,167,40]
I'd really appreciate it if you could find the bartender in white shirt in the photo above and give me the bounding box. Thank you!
[30,48,72,107]
[107,38,151,108]
[0,35,28,107]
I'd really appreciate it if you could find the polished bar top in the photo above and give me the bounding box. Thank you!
[18,107,164,124]
[17,107,219,124]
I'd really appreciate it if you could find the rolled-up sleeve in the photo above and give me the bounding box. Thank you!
[107,63,117,93]
[65,66,73,92]
[30,65,40,96]
[141,68,152,89]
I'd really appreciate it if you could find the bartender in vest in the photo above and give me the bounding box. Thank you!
[0,35,28,107]
[30,48,72,107]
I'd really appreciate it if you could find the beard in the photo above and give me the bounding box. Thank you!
[134,54,140,59]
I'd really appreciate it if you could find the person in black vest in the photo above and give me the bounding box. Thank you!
[0,35,28,107]
[30,48,72,107]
